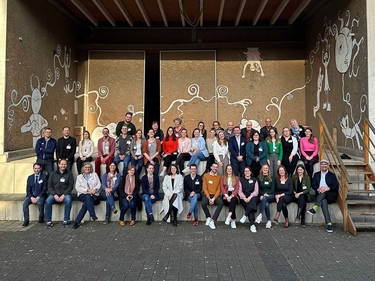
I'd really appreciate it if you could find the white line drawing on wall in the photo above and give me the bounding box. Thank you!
[242,48,265,78]
[322,43,331,111]
[313,67,324,117]
[216,85,252,118]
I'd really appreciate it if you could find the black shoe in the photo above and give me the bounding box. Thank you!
[38,215,44,223]
[112,206,118,214]
[150,214,154,222]
[162,213,170,222]
[22,220,29,227]
[173,219,178,227]
[103,216,110,225]
[301,218,306,228]
[73,222,80,229]
[146,215,152,225]
[91,214,98,221]
[327,224,333,233]
[307,208,316,215]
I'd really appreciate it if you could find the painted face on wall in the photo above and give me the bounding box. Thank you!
[31,88,42,114]
[335,26,353,74]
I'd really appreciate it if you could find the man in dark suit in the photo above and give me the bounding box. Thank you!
[241,120,258,142]
[308,159,339,233]
[228,126,247,176]
[260,118,278,141]
[22,163,48,227]
[184,164,203,226]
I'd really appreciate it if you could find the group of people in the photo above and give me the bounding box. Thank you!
[22,113,338,233]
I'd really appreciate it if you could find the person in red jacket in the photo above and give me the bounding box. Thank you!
[160,127,178,177]
[95,128,116,179]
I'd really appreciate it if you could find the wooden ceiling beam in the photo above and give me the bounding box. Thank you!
[270,0,290,25]
[288,0,311,25]
[92,0,116,26]
[253,0,268,26]
[217,0,225,27]
[178,0,186,27]
[135,0,151,27]
[114,0,133,27]
[200,0,204,27]
[235,0,247,26]
[157,0,168,27]
[71,0,98,26]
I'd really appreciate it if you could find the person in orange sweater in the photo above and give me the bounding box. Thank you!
[201,163,223,230]
[160,127,178,177]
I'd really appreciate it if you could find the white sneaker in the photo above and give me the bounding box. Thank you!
[225,216,231,225]
[209,220,216,229]
[240,215,247,224]
[230,220,237,229]
[266,220,272,229]
[250,225,257,233]
[206,217,212,226]
[182,167,190,174]
[159,171,165,177]
[255,213,262,224]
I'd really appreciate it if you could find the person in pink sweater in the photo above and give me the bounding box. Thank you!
[300,127,319,180]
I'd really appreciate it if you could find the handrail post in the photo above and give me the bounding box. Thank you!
[363,118,369,165]
[319,117,324,160]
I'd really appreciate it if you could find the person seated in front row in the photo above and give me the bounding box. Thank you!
[141,164,160,225]
[239,167,259,233]
[308,159,339,233]
[273,165,293,228]
[175,128,191,172]
[73,162,101,229]
[22,163,48,227]
[150,121,164,142]
[184,164,202,226]
[45,159,74,228]
[118,165,140,226]
[292,164,311,228]
[162,164,184,227]
[213,130,230,176]
[100,161,121,225]
[160,127,178,177]
[201,163,223,230]
[221,164,240,229]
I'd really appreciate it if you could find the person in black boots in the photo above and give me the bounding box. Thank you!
[292,164,311,227]
[274,165,293,228]
[141,164,160,225]
[238,167,259,233]
[162,164,184,227]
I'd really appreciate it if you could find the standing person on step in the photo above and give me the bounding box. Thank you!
[116,112,136,137]
[260,118,278,141]
[224,121,234,140]
[95,127,116,179]
[280,127,299,176]
[141,164,160,225]
[22,163,48,227]
[241,120,258,142]
[114,124,133,176]
[213,130,230,176]
[162,164,184,227]
[290,119,305,142]
[205,129,217,173]
[160,127,178,177]
[76,130,94,175]
[246,131,268,178]
[228,126,247,177]
[266,128,283,178]
[35,128,56,175]
[184,164,202,226]
[201,163,223,230]
[173,118,185,138]
[150,121,164,143]
[56,126,76,171]
[308,159,339,233]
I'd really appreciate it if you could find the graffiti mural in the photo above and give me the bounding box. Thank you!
[242,48,265,78]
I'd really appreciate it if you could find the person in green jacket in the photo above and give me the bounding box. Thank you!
[292,164,311,227]
[266,128,283,178]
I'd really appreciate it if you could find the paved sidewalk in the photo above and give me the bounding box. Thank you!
[0,220,375,280]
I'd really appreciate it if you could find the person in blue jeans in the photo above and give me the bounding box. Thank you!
[45,159,74,228]
[184,164,202,226]
[141,164,160,225]
[255,164,275,229]
[22,163,48,227]
[100,161,121,225]
[73,163,101,229]
[182,128,209,174]
[114,124,132,176]
[118,166,140,226]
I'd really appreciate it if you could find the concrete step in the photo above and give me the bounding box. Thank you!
[353,222,375,230]
[347,199,375,205]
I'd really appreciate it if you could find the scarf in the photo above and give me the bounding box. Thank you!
[107,172,118,189]
[124,175,135,195]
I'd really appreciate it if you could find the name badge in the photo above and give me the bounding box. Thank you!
[66,145,71,149]
[156,136,160,139]
[241,142,245,146]
[288,140,293,143]
[38,180,43,184]
[175,134,179,137]
[281,181,285,184]
[228,187,234,191]
[105,145,108,149]
[299,128,302,131]
[259,148,263,152]
[128,128,131,131]
[264,181,269,185]
[134,146,137,149]
[249,180,253,184]
[209,180,213,184]
[127,141,131,144]
[149,143,151,147]
[182,143,185,147]
[195,181,200,185]
[60,178,65,183]
[303,185,307,190]
[114,178,117,181]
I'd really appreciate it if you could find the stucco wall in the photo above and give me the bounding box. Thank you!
[305,0,367,150]
[5,0,77,151]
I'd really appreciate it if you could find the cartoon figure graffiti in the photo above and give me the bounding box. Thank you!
[313,67,324,118]
[322,44,331,111]
[242,48,265,78]
[63,46,71,92]
[340,114,363,149]
[19,75,48,147]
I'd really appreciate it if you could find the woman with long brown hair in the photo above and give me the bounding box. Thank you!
[300,127,319,180]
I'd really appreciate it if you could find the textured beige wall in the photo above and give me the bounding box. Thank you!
[5,0,77,151]
[305,0,367,150]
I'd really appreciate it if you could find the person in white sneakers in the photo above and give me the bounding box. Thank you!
[239,167,259,233]
[201,163,223,229]
[255,164,275,229]
[221,165,239,229]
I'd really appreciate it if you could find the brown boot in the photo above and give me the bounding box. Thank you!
[274,212,280,223]
[284,218,289,228]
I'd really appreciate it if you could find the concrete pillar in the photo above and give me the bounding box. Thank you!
[0,0,7,162]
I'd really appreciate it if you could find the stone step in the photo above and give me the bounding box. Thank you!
[347,199,375,205]
[353,222,375,230]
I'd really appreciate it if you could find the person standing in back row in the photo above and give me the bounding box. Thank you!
[56,126,76,171]
[116,112,136,137]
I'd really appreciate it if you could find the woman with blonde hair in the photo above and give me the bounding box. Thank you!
[76,131,94,174]
[213,130,230,175]
[221,165,240,229]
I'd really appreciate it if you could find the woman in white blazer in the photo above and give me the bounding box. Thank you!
[162,164,184,227]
